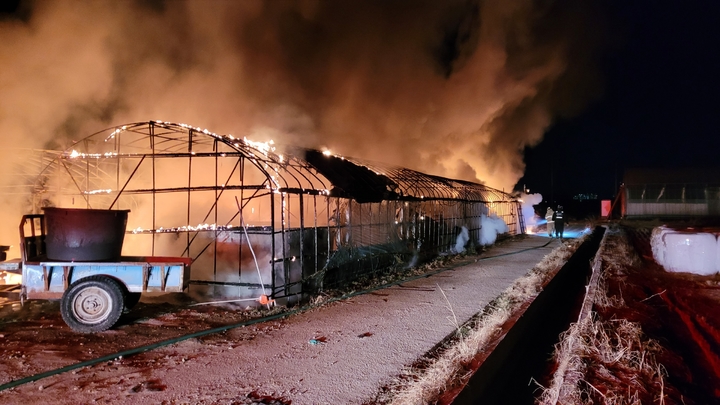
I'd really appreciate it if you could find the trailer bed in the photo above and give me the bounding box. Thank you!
[22,256,191,300]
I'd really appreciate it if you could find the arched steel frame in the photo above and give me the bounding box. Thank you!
[30,121,525,302]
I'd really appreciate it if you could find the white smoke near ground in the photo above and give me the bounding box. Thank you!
[520,193,544,232]
[0,0,608,251]
[453,226,470,253]
[479,214,509,246]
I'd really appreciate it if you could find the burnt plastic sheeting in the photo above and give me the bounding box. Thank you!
[304,149,400,203]
[452,226,606,405]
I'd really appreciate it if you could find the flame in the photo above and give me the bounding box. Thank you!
[65,150,118,159]
[104,125,127,142]
[131,223,245,234]
[84,189,113,195]
[243,137,276,156]
[1,271,22,285]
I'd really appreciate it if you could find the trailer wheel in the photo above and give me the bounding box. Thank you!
[61,275,125,333]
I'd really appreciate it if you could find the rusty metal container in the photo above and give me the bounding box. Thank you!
[43,208,130,262]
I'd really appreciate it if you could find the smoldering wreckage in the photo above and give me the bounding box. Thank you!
[0,121,524,332]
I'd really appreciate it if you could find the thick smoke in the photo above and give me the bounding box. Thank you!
[0,0,606,247]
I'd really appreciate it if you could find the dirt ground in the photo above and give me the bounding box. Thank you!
[0,235,557,404]
[581,224,720,404]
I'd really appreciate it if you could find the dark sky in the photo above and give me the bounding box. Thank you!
[517,1,720,203]
[2,1,718,207]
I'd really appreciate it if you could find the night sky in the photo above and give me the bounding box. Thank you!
[518,1,720,204]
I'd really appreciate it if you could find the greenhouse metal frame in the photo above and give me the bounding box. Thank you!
[30,121,525,303]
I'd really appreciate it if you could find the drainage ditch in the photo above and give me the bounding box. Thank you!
[452,226,606,405]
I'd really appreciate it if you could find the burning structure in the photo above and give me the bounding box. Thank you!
[26,121,524,303]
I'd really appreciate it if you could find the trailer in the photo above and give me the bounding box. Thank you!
[0,214,191,333]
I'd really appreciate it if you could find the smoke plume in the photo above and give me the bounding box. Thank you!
[0,0,607,246]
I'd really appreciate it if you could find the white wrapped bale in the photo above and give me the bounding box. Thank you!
[650,226,673,265]
[652,227,718,275]
[717,236,720,273]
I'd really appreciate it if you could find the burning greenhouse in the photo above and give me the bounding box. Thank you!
[26,121,525,304]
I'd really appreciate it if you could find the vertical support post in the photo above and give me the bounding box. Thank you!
[326,197,332,270]
[361,203,365,246]
[213,138,218,279]
[389,201,393,244]
[282,193,289,297]
[299,193,305,295]
[313,194,318,282]
[457,202,462,250]
[239,157,245,280]
[85,139,90,208]
[142,264,150,292]
[150,122,156,255]
[160,265,166,291]
[115,132,120,202]
[42,266,49,292]
[270,192,276,297]
[369,203,373,247]
[347,199,352,248]
[187,129,193,260]
[62,266,72,291]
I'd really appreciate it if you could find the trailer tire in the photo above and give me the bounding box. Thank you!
[61,275,125,333]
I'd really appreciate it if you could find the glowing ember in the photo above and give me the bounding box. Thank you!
[65,150,118,159]
[83,189,113,195]
[130,223,246,234]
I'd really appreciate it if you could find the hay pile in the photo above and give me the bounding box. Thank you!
[539,227,668,405]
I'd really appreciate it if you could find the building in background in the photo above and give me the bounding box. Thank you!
[619,168,720,218]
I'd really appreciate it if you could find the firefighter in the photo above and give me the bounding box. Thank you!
[545,207,555,238]
[553,205,565,240]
